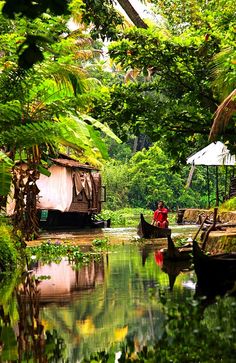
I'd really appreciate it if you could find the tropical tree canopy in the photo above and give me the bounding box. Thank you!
[89,0,236,161]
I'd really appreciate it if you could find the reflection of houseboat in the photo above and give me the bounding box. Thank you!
[36,155,106,229]
[33,257,105,304]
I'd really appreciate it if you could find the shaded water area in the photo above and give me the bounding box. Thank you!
[1,223,236,362]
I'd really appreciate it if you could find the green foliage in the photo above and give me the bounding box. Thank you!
[0,151,13,196]
[92,237,109,251]
[81,0,123,40]
[29,240,84,264]
[29,238,109,264]
[102,142,217,210]
[2,0,69,19]
[0,222,18,272]
[98,208,153,227]
[219,196,236,211]
[90,0,236,159]
[102,160,131,210]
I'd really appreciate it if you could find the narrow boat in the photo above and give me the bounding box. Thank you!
[193,239,236,282]
[137,213,171,238]
[159,236,192,261]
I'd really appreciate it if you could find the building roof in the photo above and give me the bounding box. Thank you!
[186,141,235,166]
[50,157,99,171]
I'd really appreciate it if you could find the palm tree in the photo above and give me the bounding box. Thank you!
[0,23,120,240]
[117,0,148,29]
[209,47,236,141]
[209,89,236,141]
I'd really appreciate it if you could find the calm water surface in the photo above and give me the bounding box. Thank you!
[28,224,198,361]
[3,223,232,362]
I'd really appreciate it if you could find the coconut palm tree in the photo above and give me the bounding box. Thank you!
[117,0,148,28]
[0,19,120,241]
[209,47,236,141]
[209,89,236,141]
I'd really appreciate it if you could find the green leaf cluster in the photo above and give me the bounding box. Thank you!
[102,142,219,210]
[90,0,236,160]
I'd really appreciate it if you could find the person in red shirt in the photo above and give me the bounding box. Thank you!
[152,201,169,228]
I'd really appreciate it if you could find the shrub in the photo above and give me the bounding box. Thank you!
[0,222,17,272]
[220,197,236,211]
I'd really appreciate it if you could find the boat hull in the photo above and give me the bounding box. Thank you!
[193,240,236,284]
[137,213,171,238]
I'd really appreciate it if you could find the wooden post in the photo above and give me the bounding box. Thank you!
[224,166,228,199]
[202,207,218,251]
[215,166,219,206]
[206,166,210,208]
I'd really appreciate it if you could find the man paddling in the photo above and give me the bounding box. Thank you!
[152,201,169,228]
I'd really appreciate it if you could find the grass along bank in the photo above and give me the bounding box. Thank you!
[97,208,177,227]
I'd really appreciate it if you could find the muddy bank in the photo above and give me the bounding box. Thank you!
[182,208,236,224]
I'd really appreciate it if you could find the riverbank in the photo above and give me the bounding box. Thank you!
[182,208,236,252]
[182,208,236,224]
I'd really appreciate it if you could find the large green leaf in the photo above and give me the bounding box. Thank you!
[0,151,13,196]
[81,114,121,143]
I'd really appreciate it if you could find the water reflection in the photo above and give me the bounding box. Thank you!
[33,257,105,303]
[29,245,194,361]
[1,224,236,362]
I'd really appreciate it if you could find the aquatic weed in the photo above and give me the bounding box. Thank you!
[92,237,110,251]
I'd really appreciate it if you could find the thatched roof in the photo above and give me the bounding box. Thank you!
[209,89,236,141]
[186,141,235,166]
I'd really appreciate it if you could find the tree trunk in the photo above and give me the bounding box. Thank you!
[117,0,148,29]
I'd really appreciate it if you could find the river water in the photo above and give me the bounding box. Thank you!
[1,223,235,362]
[30,225,197,360]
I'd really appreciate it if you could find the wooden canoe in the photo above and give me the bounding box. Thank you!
[159,236,193,261]
[137,213,171,238]
[193,240,236,299]
[193,239,236,281]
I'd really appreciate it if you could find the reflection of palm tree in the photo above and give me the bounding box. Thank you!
[16,274,66,361]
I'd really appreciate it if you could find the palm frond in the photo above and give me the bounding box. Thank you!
[209,89,236,141]
[43,63,88,96]
[0,121,57,148]
[81,114,121,143]
[0,151,13,196]
[211,47,236,100]
[0,101,22,130]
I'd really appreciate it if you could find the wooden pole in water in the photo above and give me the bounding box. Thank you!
[201,207,218,251]
[207,166,210,208]
[215,166,219,206]
[224,166,228,199]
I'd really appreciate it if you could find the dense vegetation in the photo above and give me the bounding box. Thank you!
[0,1,235,233]
[0,3,235,363]
[0,218,18,272]
[101,141,233,211]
